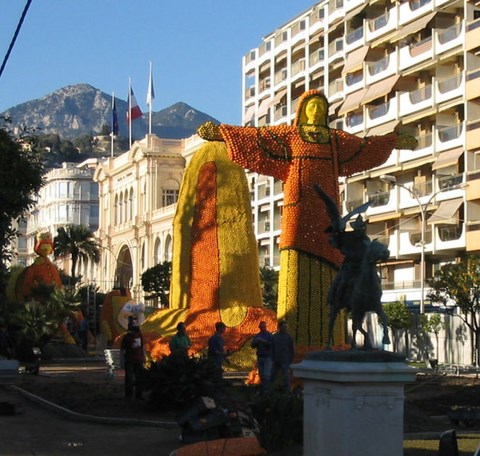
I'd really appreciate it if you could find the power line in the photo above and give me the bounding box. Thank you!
[0,0,33,81]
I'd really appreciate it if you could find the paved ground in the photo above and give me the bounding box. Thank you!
[0,360,183,456]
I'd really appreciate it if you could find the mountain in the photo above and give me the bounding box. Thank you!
[1,84,219,140]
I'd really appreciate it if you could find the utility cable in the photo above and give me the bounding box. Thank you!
[0,0,33,81]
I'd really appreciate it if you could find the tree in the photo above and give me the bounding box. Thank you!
[420,313,445,362]
[11,286,81,349]
[141,261,172,307]
[383,301,413,354]
[427,255,480,365]
[0,120,44,294]
[259,266,279,311]
[53,224,100,279]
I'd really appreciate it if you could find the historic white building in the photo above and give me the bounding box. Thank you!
[93,133,203,302]
[21,160,99,280]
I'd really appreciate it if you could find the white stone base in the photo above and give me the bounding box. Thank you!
[292,353,416,456]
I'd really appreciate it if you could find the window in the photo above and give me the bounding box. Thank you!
[163,189,179,207]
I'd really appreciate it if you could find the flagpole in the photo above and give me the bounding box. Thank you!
[111,92,115,158]
[128,77,132,150]
[148,61,153,135]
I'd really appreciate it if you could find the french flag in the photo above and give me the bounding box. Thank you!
[127,87,143,122]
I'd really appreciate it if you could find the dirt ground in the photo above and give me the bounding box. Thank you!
[14,362,480,436]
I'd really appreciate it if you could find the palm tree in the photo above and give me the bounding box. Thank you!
[54,224,100,279]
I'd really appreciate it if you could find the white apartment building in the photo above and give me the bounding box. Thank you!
[93,133,203,302]
[23,160,99,281]
[241,0,480,314]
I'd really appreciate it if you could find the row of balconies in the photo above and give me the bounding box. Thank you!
[245,23,465,112]
[244,0,465,75]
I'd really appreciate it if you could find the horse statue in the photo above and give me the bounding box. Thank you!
[314,184,391,350]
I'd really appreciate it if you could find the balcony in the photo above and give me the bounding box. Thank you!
[398,0,432,26]
[367,191,390,208]
[366,97,398,129]
[328,38,344,63]
[345,26,364,50]
[399,36,433,71]
[274,68,288,86]
[438,173,463,191]
[366,51,397,85]
[436,224,465,249]
[291,58,306,79]
[309,48,325,69]
[435,72,464,105]
[436,123,464,153]
[366,7,398,43]
[244,86,255,101]
[435,22,463,56]
[398,84,433,118]
[328,0,345,24]
[345,71,364,93]
[328,78,344,101]
[345,111,365,134]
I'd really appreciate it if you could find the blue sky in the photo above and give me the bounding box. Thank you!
[0,1,316,125]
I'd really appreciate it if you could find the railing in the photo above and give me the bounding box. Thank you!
[438,225,462,242]
[437,74,462,94]
[346,71,363,86]
[466,18,480,32]
[416,132,433,149]
[310,48,325,66]
[409,85,432,104]
[438,174,463,190]
[437,23,462,45]
[368,101,389,119]
[437,124,463,142]
[367,191,390,207]
[413,179,433,196]
[369,11,389,32]
[409,0,431,11]
[368,55,390,76]
[346,27,364,45]
[329,38,344,55]
[467,69,480,82]
[346,112,364,127]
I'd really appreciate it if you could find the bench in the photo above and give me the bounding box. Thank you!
[104,349,122,378]
[0,359,20,384]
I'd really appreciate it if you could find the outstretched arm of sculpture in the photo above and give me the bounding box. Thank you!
[198,121,224,142]
[395,133,418,150]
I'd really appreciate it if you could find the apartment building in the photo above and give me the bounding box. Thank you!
[241,0,480,312]
[23,160,99,281]
[93,133,203,302]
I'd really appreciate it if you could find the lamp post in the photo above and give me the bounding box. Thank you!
[380,175,439,314]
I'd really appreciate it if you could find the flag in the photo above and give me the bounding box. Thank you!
[146,62,155,107]
[127,87,143,121]
[112,95,119,135]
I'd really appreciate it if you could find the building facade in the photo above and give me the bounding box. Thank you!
[22,160,99,281]
[241,0,480,314]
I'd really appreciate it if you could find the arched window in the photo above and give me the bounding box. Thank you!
[154,237,161,264]
[129,187,134,221]
[118,192,124,224]
[165,235,172,262]
[114,194,119,225]
[159,178,180,209]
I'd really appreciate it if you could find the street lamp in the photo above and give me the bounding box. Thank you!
[379,174,465,314]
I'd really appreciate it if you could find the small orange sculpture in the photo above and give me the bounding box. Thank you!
[18,232,62,302]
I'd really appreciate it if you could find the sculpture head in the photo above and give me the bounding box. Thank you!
[34,232,54,258]
[295,90,329,127]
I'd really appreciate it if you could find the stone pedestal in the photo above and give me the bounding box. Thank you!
[292,351,416,456]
